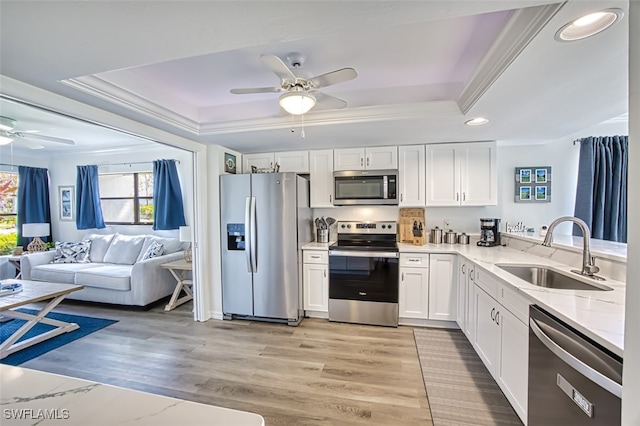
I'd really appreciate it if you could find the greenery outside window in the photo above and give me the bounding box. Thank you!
[99,172,154,225]
[0,171,18,255]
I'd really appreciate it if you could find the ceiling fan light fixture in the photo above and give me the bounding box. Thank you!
[555,8,623,42]
[465,117,489,126]
[0,135,14,145]
[0,116,16,132]
[278,92,317,115]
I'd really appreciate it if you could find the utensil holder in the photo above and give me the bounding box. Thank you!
[317,229,328,243]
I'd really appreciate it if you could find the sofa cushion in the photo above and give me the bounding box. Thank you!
[74,264,134,291]
[141,241,164,260]
[52,241,92,264]
[103,234,145,265]
[136,236,182,262]
[31,263,103,284]
[83,233,115,262]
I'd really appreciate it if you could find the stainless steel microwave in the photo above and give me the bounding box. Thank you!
[333,170,398,205]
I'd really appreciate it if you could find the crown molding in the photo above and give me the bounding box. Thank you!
[457,2,565,115]
[198,101,462,135]
[61,75,201,134]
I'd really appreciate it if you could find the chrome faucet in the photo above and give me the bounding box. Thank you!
[542,216,604,280]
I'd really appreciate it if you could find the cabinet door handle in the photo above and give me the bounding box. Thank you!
[469,270,474,281]
[491,307,496,322]
[401,272,404,281]
[324,269,327,278]
[461,264,466,274]
[360,157,364,166]
[366,157,370,166]
[400,193,403,202]
[495,311,500,325]
[311,255,321,259]
[329,195,332,203]
[456,192,460,201]
[463,192,466,202]
[409,258,420,263]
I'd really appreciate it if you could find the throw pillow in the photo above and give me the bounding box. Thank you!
[141,241,164,260]
[82,233,115,262]
[102,234,146,265]
[52,240,92,264]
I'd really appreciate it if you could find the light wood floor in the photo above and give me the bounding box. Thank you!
[19,301,433,426]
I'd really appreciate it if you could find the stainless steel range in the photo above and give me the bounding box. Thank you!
[328,221,399,327]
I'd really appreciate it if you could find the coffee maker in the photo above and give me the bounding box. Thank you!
[477,218,501,247]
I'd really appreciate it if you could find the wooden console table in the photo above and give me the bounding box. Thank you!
[160,259,193,311]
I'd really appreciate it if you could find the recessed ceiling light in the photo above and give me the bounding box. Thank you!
[555,8,623,42]
[465,117,489,126]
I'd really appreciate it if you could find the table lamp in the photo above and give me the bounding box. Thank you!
[22,223,50,253]
[179,225,192,263]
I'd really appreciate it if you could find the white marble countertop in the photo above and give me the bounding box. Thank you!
[301,241,335,250]
[398,242,626,357]
[0,365,265,426]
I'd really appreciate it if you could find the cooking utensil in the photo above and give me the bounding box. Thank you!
[315,218,321,230]
[444,229,457,244]
[457,233,470,244]
[320,217,328,229]
[325,217,336,227]
[430,227,443,244]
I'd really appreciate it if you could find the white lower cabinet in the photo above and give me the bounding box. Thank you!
[399,267,429,318]
[399,253,429,319]
[456,260,476,340]
[473,283,528,423]
[302,250,329,316]
[428,254,456,321]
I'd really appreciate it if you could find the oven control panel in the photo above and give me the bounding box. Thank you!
[336,221,397,234]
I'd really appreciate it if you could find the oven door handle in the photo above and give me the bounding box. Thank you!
[329,250,399,258]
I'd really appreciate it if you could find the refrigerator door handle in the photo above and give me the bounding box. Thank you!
[244,196,253,272]
[250,196,258,272]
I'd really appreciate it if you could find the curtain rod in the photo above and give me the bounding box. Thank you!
[573,138,581,145]
[0,162,20,168]
[97,159,180,167]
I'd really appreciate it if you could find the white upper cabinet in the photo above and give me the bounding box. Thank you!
[275,150,309,173]
[398,145,426,206]
[425,141,497,206]
[309,149,334,208]
[459,142,497,206]
[334,146,398,171]
[242,153,275,173]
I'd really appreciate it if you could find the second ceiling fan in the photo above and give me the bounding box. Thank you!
[230,53,357,115]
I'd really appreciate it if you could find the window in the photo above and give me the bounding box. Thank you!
[99,172,154,225]
[0,171,18,255]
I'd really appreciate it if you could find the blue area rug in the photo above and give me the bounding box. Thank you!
[0,309,117,366]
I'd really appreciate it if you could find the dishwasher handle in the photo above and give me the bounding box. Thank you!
[530,317,622,398]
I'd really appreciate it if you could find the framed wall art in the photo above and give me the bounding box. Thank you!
[515,166,551,203]
[224,153,237,174]
[59,185,75,221]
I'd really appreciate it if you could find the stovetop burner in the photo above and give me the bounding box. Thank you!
[330,221,398,252]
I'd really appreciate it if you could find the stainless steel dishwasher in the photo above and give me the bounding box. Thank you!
[528,305,622,425]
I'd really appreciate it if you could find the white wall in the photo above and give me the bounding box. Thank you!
[46,145,194,242]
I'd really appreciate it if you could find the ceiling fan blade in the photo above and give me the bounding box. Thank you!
[260,54,297,81]
[309,68,357,89]
[313,91,348,110]
[230,87,282,94]
[16,138,44,149]
[16,133,75,145]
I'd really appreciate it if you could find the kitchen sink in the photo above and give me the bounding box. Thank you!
[496,264,613,291]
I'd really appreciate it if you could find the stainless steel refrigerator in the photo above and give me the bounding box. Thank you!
[220,173,313,325]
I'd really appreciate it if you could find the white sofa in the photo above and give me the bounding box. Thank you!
[20,233,185,308]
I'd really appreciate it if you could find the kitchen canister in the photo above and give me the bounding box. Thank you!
[444,229,457,244]
[430,227,443,244]
[457,233,470,244]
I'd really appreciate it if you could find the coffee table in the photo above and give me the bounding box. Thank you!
[0,280,83,360]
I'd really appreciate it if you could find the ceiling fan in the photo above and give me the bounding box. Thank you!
[0,116,75,149]
[230,53,357,115]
